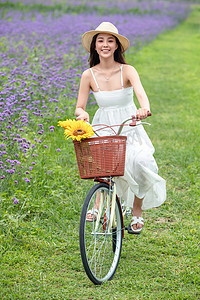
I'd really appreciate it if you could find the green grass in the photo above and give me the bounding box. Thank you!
[0,1,162,15]
[1,6,200,300]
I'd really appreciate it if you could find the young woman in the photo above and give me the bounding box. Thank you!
[75,22,166,234]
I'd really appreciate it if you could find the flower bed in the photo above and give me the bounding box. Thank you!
[0,0,191,198]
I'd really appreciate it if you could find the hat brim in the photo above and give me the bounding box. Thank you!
[82,30,129,53]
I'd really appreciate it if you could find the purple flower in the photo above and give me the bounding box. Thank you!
[24,177,30,183]
[12,197,18,203]
[0,4,190,191]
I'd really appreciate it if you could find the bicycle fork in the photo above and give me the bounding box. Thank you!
[94,181,117,234]
[108,182,116,233]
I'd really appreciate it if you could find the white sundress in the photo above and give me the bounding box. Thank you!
[90,65,166,210]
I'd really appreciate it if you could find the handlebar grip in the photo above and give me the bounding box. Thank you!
[129,111,151,127]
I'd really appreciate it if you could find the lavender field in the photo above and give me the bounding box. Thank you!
[0,0,191,202]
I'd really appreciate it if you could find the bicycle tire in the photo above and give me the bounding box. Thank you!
[79,182,123,285]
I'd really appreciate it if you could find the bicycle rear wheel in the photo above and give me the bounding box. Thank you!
[79,182,123,285]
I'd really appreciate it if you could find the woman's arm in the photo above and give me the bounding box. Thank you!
[126,65,151,120]
[75,69,91,122]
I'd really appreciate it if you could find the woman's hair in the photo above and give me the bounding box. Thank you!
[88,34,127,67]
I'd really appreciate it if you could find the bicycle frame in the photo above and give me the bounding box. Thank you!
[94,177,125,238]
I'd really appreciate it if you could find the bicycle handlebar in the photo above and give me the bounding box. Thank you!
[92,112,151,136]
[117,111,151,135]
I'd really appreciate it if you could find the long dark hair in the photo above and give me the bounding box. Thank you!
[88,34,127,68]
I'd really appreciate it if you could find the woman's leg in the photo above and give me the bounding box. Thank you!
[86,191,100,221]
[132,195,144,230]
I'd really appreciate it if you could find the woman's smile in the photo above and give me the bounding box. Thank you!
[95,33,118,57]
[101,48,110,53]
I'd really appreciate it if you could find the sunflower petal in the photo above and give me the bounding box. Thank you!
[59,119,94,141]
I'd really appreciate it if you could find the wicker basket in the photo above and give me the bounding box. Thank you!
[73,136,127,179]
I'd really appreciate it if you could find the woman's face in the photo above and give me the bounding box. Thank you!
[95,33,118,59]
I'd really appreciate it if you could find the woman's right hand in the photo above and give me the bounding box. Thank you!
[136,108,151,121]
[76,111,89,122]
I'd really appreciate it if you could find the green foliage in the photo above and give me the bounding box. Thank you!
[0,5,200,300]
[0,1,178,16]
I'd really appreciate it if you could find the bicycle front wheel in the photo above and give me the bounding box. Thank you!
[79,182,123,285]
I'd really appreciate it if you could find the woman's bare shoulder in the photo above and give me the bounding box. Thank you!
[123,64,138,73]
[80,69,93,86]
[123,64,141,87]
[81,68,91,78]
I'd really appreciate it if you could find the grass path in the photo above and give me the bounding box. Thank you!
[1,6,200,300]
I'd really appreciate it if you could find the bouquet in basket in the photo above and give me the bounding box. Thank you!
[58,118,127,179]
[58,119,94,141]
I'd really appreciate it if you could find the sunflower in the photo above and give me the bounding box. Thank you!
[58,119,94,141]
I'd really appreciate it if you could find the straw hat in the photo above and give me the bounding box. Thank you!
[82,22,129,53]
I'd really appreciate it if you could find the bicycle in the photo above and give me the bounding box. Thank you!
[73,115,151,285]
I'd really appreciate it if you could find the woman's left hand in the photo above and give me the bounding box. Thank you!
[136,108,151,120]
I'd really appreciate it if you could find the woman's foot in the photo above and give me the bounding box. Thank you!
[129,196,144,233]
[131,208,143,231]
[128,216,144,235]
[86,208,99,222]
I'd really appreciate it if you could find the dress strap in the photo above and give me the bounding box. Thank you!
[90,68,100,91]
[120,64,124,89]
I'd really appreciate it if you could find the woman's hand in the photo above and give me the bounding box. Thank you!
[76,111,89,122]
[136,108,151,120]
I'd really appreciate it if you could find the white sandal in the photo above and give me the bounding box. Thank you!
[86,208,99,222]
[128,216,144,235]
